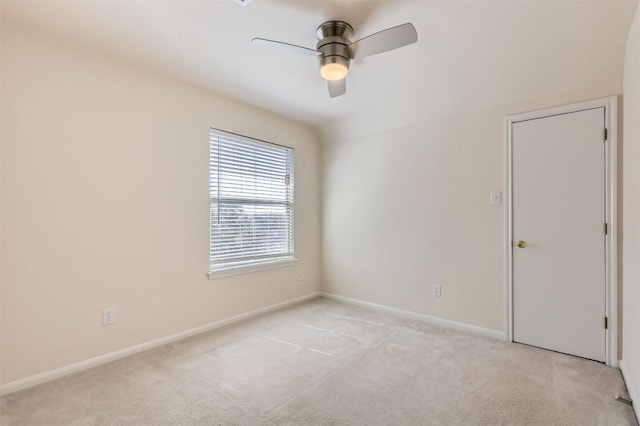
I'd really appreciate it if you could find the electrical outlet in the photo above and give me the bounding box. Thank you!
[103,307,116,326]
[297,271,303,281]
[432,284,442,297]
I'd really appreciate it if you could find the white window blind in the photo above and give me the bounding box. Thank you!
[209,130,294,272]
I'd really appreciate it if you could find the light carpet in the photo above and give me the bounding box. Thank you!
[1,297,637,425]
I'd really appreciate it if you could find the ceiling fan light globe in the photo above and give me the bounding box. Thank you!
[321,63,349,81]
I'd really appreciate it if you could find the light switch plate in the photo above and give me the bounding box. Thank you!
[490,191,502,205]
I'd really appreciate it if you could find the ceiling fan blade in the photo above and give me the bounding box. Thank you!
[328,78,346,98]
[349,23,417,59]
[251,38,319,57]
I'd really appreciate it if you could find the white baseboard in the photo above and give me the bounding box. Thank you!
[320,292,504,340]
[619,359,640,422]
[0,292,320,396]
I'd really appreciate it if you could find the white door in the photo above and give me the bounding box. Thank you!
[512,107,606,362]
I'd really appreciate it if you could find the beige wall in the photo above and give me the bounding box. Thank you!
[0,22,321,385]
[321,113,506,331]
[622,1,640,410]
[320,16,628,333]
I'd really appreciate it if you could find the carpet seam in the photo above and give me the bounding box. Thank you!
[263,323,403,419]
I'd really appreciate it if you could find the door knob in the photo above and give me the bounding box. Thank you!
[516,241,527,248]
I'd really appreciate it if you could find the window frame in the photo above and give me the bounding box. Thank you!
[208,129,295,277]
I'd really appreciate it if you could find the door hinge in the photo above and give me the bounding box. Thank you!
[604,222,608,235]
[605,317,608,329]
[604,128,608,141]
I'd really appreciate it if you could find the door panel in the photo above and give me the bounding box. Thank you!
[512,107,605,362]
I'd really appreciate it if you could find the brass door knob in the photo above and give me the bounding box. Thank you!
[516,241,527,248]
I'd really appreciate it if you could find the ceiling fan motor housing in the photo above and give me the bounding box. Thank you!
[316,21,354,74]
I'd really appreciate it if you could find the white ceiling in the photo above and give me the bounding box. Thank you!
[2,0,638,133]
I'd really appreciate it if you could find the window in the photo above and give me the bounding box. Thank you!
[209,129,294,273]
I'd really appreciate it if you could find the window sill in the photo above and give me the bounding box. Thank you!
[207,258,299,280]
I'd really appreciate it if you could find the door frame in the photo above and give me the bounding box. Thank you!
[504,96,618,367]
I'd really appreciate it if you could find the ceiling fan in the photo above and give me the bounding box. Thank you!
[252,21,418,98]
